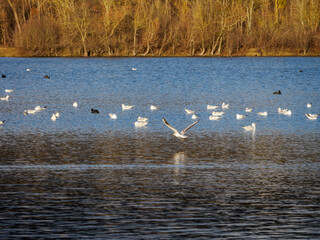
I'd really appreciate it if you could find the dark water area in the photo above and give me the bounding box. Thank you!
[0,57,320,239]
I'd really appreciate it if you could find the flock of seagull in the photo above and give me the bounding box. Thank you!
[1,82,319,139]
[104,99,318,139]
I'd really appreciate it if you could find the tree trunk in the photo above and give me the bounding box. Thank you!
[190,39,195,56]
[158,32,167,56]
[217,36,223,55]
[82,37,88,57]
[7,0,22,41]
[133,27,137,56]
[143,42,150,56]
[200,47,205,55]
[211,32,222,55]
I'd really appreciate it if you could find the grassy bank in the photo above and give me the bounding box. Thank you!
[0,48,28,57]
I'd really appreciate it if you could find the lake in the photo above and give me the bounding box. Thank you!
[0,57,320,239]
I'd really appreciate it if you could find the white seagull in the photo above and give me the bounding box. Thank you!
[305,114,319,120]
[236,114,247,120]
[134,121,148,127]
[209,115,222,121]
[278,108,292,115]
[245,108,253,112]
[122,104,134,110]
[0,95,9,101]
[73,102,78,108]
[5,89,14,93]
[243,123,256,131]
[184,109,195,114]
[162,118,199,139]
[207,104,219,110]
[24,109,37,115]
[108,113,117,119]
[222,102,229,109]
[212,111,224,116]
[137,117,148,122]
[307,103,312,108]
[258,111,268,116]
[283,110,292,115]
[191,114,198,119]
[51,114,57,121]
[0,120,5,125]
[35,105,47,111]
[150,105,159,110]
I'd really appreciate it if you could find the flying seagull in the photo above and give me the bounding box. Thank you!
[162,118,199,139]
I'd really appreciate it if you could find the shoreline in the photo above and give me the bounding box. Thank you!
[1,47,319,57]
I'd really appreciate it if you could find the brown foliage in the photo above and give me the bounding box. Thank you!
[0,0,319,56]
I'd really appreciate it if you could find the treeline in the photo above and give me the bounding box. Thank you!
[0,0,319,56]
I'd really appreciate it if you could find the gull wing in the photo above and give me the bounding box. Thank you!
[162,118,180,135]
[181,119,199,135]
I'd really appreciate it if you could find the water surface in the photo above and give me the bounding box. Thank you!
[0,57,320,239]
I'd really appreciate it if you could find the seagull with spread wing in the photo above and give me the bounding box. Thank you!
[162,118,199,139]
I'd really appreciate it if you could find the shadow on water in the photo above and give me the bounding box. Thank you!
[0,131,320,239]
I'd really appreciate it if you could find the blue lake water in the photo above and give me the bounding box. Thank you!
[0,57,320,239]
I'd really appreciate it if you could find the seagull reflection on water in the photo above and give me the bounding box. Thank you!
[173,152,186,185]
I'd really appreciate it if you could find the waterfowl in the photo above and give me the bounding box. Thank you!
[209,115,222,120]
[51,114,57,121]
[191,114,198,119]
[207,104,218,110]
[245,108,253,112]
[0,120,5,125]
[122,104,134,110]
[184,109,195,114]
[258,111,268,116]
[222,102,229,109]
[137,117,148,122]
[24,109,37,115]
[162,118,199,139]
[0,95,9,101]
[35,105,47,111]
[44,75,50,79]
[1,74,6,78]
[108,113,117,119]
[73,102,78,108]
[307,103,312,108]
[150,105,159,110]
[278,108,291,115]
[236,114,247,120]
[243,123,256,131]
[132,68,137,71]
[134,121,148,127]
[283,110,292,115]
[26,68,31,71]
[273,90,281,94]
[55,112,60,117]
[91,109,99,114]
[5,89,13,93]
[305,114,319,120]
[211,111,224,116]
